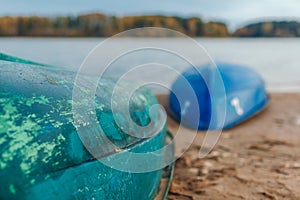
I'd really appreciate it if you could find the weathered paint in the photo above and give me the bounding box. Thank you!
[0,55,166,200]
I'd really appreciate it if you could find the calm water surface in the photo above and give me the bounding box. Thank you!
[1,37,299,92]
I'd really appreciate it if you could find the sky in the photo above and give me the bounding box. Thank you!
[1,0,300,30]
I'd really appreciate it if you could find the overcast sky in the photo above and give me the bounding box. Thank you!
[1,0,300,30]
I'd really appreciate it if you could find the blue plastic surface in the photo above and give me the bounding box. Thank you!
[169,63,269,130]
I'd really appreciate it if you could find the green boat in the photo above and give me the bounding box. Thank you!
[0,53,173,200]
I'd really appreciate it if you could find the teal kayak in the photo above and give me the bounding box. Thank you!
[0,53,172,200]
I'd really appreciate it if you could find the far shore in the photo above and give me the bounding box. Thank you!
[1,36,300,39]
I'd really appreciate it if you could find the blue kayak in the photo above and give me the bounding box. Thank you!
[169,63,269,130]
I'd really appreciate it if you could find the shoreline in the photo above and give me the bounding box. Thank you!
[156,93,300,199]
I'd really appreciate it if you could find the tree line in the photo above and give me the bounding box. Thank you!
[0,13,229,37]
[1,13,299,37]
[234,21,300,37]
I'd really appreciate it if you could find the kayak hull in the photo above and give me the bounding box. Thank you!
[0,55,168,200]
[169,63,269,130]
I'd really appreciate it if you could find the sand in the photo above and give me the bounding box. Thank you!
[157,93,300,200]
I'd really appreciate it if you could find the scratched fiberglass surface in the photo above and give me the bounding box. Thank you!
[0,55,167,200]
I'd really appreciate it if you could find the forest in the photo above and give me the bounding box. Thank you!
[0,14,229,37]
[0,13,299,37]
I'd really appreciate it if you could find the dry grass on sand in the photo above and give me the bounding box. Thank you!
[156,93,300,200]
